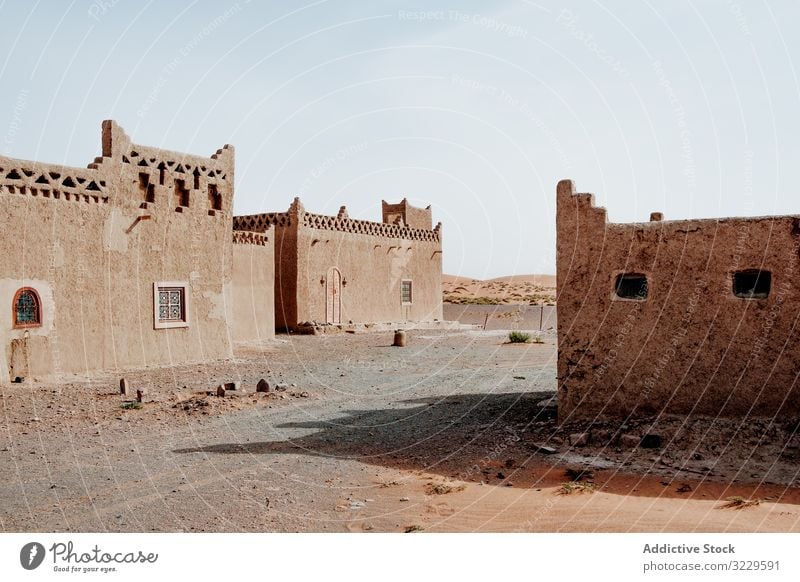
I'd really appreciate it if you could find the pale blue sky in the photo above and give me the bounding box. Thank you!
[1,0,798,278]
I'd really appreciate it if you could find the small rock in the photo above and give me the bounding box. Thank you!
[256,379,270,393]
[594,429,611,443]
[299,391,310,398]
[275,384,288,392]
[621,434,640,448]
[569,433,589,447]
[216,385,226,397]
[119,378,129,395]
[399,497,409,502]
[136,389,145,403]
[677,483,692,493]
[223,381,239,391]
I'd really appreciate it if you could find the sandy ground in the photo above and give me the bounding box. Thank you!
[443,274,556,305]
[1,326,799,533]
[443,303,556,332]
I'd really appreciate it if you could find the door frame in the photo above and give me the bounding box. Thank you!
[325,267,342,324]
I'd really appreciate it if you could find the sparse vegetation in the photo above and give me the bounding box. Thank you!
[121,401,142,410]
[443,294,556,305]
[719,496,760,509]
[443,295,504,305]
[425,482,466,495]
[531,334,544,344]
[508,331,532,343]
[557,482,595,495]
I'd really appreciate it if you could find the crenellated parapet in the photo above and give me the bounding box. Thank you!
[303,211,441,242]
[0,120,234,217]
[234,213,287,232]
[0,156,110,204]
[234,200,441,243]
[102,120,233,216]
[232,230,269,246]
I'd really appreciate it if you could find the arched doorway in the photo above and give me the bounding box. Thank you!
[325,267,342,324]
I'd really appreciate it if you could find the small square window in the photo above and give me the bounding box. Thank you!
[153,282,189,329]
[401,280,413,304]
[614,273,648,300]
[733,270,771,299]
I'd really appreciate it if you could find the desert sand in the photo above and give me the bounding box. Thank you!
[1,325,798,533]
[443,273,557,305]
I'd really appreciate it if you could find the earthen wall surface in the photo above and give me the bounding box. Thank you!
[556,179,800,422]
[0,121,251,380]
[235,198,443,330]
[231,231,275,343]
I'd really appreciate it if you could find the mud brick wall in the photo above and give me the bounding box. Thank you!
[236,197,443,331]
[0,120,243,380]
[231,231,275,342]
[556,179,800,423]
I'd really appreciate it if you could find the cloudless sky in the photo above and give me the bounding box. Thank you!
[1,0,798,278]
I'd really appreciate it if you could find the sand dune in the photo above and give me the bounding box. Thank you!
[443,273,556,305]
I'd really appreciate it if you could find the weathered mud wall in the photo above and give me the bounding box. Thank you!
[236,198,443,330]
[556,179,800,422]
[0,120,238,380]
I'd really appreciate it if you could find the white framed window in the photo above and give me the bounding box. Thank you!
[153,281,189,329]
[401,279,413,305]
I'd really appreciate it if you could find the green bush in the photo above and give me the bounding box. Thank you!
[121,401,142,410]
[508,331,532,343]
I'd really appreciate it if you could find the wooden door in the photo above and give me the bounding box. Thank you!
[325,267,341,324]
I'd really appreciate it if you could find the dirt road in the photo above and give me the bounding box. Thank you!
[2,328,799,532]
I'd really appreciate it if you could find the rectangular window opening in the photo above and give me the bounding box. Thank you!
[153,282,189,329]
[615,273,648,300]
[174,179,190,207]
[138,173,155,203]
[733,270,771,299]
[208,184,222,211]
[401,280,413,304]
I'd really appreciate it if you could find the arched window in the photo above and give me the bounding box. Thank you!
[13,288,41,328]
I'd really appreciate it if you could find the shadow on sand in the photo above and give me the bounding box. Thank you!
[174,391,800,503]
[175,391,555,478]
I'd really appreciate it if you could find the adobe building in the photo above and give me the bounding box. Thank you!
[234,198,443,332]
[556,179,800,423]
[0,120,273,382]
